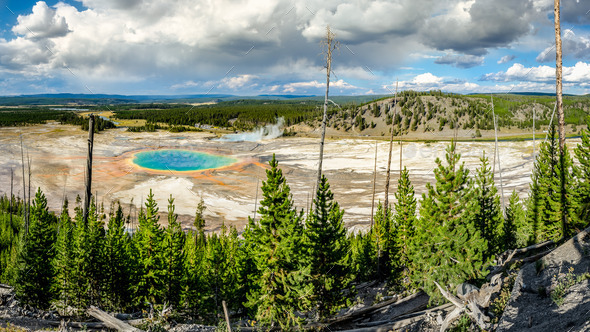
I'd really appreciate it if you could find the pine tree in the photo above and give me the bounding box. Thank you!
[182,200,208,318]
[133,189,165,306]
[526,123,577,242]
[16,188,57,309]
[52,198,75,311]
[104,202,132,311]
[181,229,205,318]
[503,191,525,249]
[85,199,107,307]
[349,231,377,283]
[245,154,310,328]
[372,202,393,280]
[202,224,240,317]
[392,167,416,284]
[410,142,487,303]
[305,175,350,318]
[574,118,590,222]
[471,153,503,259]
[163,195,186,307]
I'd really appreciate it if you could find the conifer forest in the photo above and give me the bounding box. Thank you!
[1,113,590,329]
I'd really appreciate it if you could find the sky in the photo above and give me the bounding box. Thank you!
[0,0,589,96]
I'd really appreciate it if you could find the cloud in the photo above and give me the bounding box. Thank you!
[434,54,484,68]
[387,73,483,93]
[498,55,516,64]
[536,31,590,62]
[219,75,258,90]
[482,61,590,83]
[282,79,358,93]
[12,2,71,40]
[420,0,535,55]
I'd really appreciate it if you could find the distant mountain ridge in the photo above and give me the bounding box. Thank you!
[0,92,586,106]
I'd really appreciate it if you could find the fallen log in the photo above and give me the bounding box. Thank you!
[487,240,555,280]
[338,303,455,332]
[87,306,144,332]
[323,291,428,326]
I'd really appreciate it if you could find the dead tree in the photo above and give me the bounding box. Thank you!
[384,80,398,213]
[554,0,568,239]
[27,151,31,223]
[370,141,378,227]
[491,96,505,209]
[316,25,338,190]
[20,135,27,236]
[9,168,13,226]
[83,114,95,224]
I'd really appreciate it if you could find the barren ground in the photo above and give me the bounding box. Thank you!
[0,123,580,233]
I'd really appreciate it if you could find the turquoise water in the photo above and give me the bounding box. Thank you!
[133,149,237,171]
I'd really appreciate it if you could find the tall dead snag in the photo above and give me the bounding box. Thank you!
[316,25,338,190]
[554,0,567,238]
[10,168,13,226]
[83,114,95,225]
[20,135,27,236]
[370,141,378,227]
[384,80,398,213]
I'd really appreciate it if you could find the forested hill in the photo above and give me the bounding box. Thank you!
[1,92,590,139]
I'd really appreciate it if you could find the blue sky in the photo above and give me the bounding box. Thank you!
[0,0,589,96]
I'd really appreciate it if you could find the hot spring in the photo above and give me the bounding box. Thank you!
[133,149,237,172]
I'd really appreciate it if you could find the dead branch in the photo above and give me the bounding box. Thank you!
[87,306,143,332]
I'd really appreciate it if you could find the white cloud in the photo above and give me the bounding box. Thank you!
[482,62,590,83]
[220,75,258,90]
[498,55,516,64]
[282,79,358,93]
[434,54,484,68]
[12,2,70,39]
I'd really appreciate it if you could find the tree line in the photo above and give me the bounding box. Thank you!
[1,121,590,328]
[0,109,115,132]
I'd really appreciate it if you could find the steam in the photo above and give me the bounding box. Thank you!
[217,117,285,142]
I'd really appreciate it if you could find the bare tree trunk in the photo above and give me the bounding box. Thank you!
[370,141,378,227]
[384,81,398,213]
[491,97,505,209]
[27,152,31,222]
[253,178,259,221]
[20,135,27,237]
[83,114,95,225]
[316,25,337,190]
[10,168,13,226]
[533,107,536,158]
[555,0,567,238]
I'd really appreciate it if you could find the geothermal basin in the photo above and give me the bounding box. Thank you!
[0,122,579,233]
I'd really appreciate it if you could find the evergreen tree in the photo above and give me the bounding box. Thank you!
[85,200,107,307]
[52,198,75,311]
[372,202,393,280]
[526,123,577,242]
[163,195,186,307]
[392,167,416,284]
[503,191,525,249]
[182,200,208,318]
[181,229,205,318]
[574,117,590,222]
[16,188,57,309]
[349,231,377,283]
[471,154,503,259]
[245,155,310,328]
[104,203,132,311]
[202,224,240,317]
[193,198,206,248]
[305,175,350,318]
[133,189,165,306]
[410,142,487,303]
